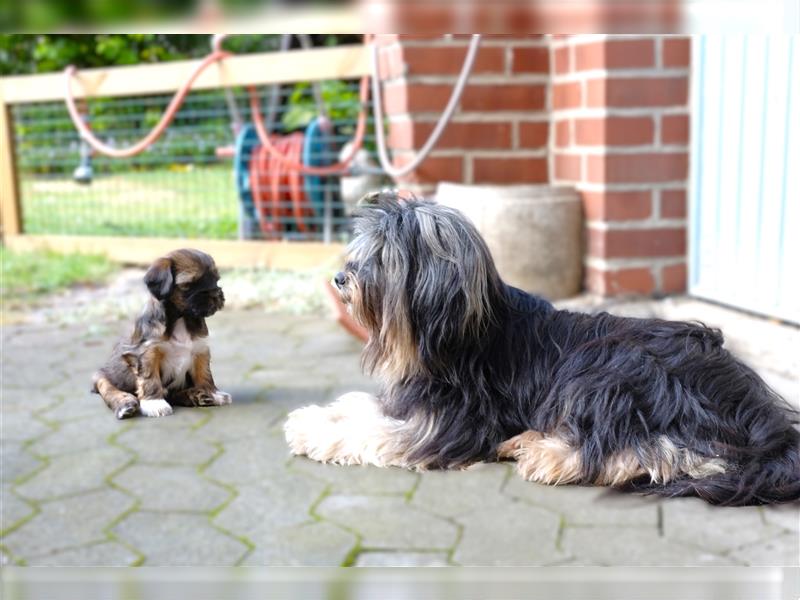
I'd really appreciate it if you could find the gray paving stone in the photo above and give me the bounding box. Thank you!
[2,387,65,412]
[503,476,659,527]
[1,441,42,482]
[316,495,458,550]
[2,488,134,558]
[411,463,510,519]
[561,526,739,566]
[15,446,131,501]
[26,542,140,566]
[28,414,123,457]
[113,512,248,565]
[1,411,53,442]
[291,459,418,496]
[728,533,800,566]
[112,465,231,512]
[197,399,286,443]
[452,497,565,566]
[762,505,800,533]
[1,357,67,390]
[661,497,782,554]
[116,426,218,466]
[214,475,325,540]
[356,551,450,566]
[246,363,336,389]
[1,487,35,532]
[240,521,356,566]
[204,434,292,485]
[42,392,108,422]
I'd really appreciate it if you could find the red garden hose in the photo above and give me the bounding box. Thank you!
[64,50,231,158]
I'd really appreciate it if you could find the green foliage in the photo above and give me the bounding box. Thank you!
[1,247,117,301]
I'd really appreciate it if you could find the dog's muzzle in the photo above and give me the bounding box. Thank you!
[334,272,347,289]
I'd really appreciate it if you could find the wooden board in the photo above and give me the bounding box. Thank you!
[2,235,347,270]
[0,93,21,235]
[0,45,369,104]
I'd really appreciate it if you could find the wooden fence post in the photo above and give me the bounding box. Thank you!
[0,86,22,236]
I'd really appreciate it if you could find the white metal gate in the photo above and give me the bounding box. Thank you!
[690,35,799,324]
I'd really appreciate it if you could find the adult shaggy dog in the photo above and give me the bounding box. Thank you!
[285,192,800,506]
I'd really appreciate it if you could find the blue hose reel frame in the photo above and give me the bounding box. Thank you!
[234,118,340,237]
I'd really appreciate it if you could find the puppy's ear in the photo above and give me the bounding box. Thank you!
[144,257,174,300]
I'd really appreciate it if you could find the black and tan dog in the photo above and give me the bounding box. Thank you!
[93,248,232,419]
[285,191,800,506]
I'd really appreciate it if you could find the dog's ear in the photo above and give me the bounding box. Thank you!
[144,257,174,300]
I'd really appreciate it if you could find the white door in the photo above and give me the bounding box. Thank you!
[690,35,799,324]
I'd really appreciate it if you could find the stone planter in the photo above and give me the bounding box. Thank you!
[436,183,583,300]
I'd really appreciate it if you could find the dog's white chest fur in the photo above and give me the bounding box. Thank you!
[161,318,207,389]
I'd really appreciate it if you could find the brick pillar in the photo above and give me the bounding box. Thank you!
[375,35,551,196]
[550,35,690,296]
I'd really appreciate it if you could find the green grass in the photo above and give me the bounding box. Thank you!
[1,247,118,304]
[21,166,239,239]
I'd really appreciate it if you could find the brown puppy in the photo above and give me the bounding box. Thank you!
[92,249,232,419]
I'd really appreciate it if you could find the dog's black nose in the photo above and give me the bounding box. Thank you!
[334,272,347,287]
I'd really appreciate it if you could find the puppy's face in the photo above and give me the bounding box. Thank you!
[144,249,225,318]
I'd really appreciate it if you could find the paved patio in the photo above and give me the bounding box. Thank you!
[2,288,798,566]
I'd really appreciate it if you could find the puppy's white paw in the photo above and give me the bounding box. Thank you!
[139,399,173,417]
[212,390,232,406]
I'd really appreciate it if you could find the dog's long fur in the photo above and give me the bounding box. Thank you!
[92,248,231,419]
[285,192,800,506]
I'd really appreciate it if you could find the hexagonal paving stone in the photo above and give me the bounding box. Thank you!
[213,474,325,539]
[203,434,292,485]
[316,495,458,550]
[560,526,738,566]
[762,505,800,533]
[1,411,53,443]
[1,441,42,482]
[452,497,566,566]
[1,488,36,533]
[197,400,286,443]
[240,521,356,566]
[661,497,782,554]
[42,392,109,422]
[26,541,140,566]
[3,387,65,413]
[355,551,450,566]
[1,488,135,558]
[291,458,418,496]
[115,426,218,466]
[113,512,248,565]
[412,463,510,519]
[503,476,659,527]
[112,465,231,512]
[15,446,131,501]
[28,415,124,457]
[728,533,800,566]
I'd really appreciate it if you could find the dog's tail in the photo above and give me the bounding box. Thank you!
[629,429,800,506]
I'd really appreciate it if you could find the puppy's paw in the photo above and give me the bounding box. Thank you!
[139,398,173,418]
[115,397,139,420]
[212,390,232,406]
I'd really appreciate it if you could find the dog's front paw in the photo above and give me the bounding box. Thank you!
[139,398,173,418]
[284,405,328,458]
[115,398,139,420]
[212,390,232,406]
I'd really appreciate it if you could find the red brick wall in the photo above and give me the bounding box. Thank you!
[375,34,690,296]
[550,35,690,296]
[375,35,551,195]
